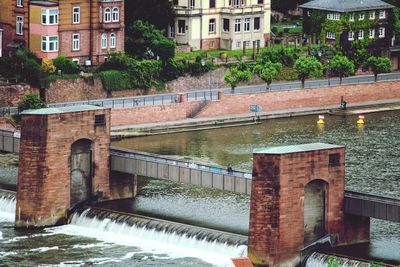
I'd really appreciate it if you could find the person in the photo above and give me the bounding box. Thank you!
[227,165,233,174]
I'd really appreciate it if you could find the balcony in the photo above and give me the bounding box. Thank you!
[174,6,201,16]
[220,5,264,15]
[100,21,123,30]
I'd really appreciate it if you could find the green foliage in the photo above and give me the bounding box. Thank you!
[46,73,81,83]
[271,0,307,14]
[276,67,298,81]
[125,20,175,62]
[98,70,134,92]
[224,67,252,91]
[0,49,42,87]
[41,58,56,74]
[17,93,47,112]
[327,256,340,267]
[254,61,283,87]
[329,55,355,83]
[53,56,81,74]
[256,46,303,67]
[100,53,161,89]
[294,56,323,87]
[366,56,392,81]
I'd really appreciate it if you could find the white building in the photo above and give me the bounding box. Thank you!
[169,0,271,51]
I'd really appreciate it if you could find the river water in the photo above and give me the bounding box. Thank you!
[1,110,400,266]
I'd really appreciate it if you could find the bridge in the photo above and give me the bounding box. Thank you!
[2,129,400,224]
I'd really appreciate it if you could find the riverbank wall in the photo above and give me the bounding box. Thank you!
[110,80,400,127]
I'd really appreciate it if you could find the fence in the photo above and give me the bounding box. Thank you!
[110,147,253,195]
[0,130,19,153]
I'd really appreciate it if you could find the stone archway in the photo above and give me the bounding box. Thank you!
[304,179,328,246]
[70,139,93,207]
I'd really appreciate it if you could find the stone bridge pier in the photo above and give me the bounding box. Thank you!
[15,105,136,228]
[248,143,370,266]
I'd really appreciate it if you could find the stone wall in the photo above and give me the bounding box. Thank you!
[0,84,39,107]
[109,81,400,127]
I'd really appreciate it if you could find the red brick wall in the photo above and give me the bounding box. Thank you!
[248,147,370,266]
[0,84,39,106]
[201,38,220,50]
[15,108,111,228]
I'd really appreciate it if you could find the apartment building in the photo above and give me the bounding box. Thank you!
[0,0,124,65]
[170,0,271,51]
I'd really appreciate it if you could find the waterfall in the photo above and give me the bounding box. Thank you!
[306,252,375,267]
[59,208,248,266]
[0,191,16,222]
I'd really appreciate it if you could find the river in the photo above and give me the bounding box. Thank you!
[1,110,400,266]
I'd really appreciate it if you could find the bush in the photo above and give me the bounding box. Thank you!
[276,67,298,81]
[53,56,81,74]
[257,46,302,67]
[41,58,56,74]
[17,93,47,112]
[98,70,134,92]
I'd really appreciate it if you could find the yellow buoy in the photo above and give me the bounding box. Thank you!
[357,115,365,124]
[317,115,325,124]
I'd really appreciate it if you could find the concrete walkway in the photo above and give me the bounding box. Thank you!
[111,98,400,137]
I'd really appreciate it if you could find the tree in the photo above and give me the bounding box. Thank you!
[366,56,392,82]
[17,93,47,112]
[254,61,282,90]
[53,56,81,74]
[329,55,355,84]
[124,0,174,30]
[294,56,323,88]
[224,67,251,93]
[125,20,175,62]
[271,0,307,15]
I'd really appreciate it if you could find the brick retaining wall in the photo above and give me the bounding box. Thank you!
[0,84,39,107]
[110,81,400,126]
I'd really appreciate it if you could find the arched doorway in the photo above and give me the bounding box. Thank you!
[70,139,92,207]
[304,179,327,246]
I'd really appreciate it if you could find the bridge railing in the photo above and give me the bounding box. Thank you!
[0,130,19,153]
[110,147,252,195]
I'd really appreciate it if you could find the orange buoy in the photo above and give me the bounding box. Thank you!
[317,115,325,124]
[357,115,365,124]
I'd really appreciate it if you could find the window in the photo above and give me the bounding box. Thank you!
[244,18,250,32]
[244,40,250,47]
[110,33,116,48]
[232,0,241,8]
[209,0,215,8]
[358,29,364,39]
[169,23,175,38]
[16,0,23,7]
[210,41,214,48]
[95,115,105,126]
[73,7,80,24]
[326,32,335,39]
[359,13,365,20]
[379,10,386,19]
[327,12,340,20]
[258,0,263,4]
[178,20,186,34]
[329,153,340,167]
[101,33,107,48]
[369,11,375,20]
[209,18,215,33]
[112,7,119,22]
[234,18,241,32]
[41,9,59,25]
[188,0,195,9]
[41,36,58,52]
[254,17,260,31]
[223,18,230,32]
[348,31,354,40]
[72,34,80,51]
[236,41,241,48]
[369,29,375,39]
[379,27,385,38]
[16,16,23,35]
[349,13,354,21]
[104,8,111,22]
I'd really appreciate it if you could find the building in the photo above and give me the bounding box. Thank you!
[169,0,271,51]
[300,0,395,65]
[0,0,125,65]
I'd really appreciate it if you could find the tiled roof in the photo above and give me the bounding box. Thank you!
[254,143,344,154]
[299,0,394,12]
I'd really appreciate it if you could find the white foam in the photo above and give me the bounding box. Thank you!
[47,209,244,267]
[0,196,16,222]
[29,246,59,253]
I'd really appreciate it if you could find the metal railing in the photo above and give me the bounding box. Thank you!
[110,147,252,180]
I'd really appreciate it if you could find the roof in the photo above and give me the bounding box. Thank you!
[21,105,108,115]
[299,0,394,12]
[254,143,344,154]
[30,1,58,6]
